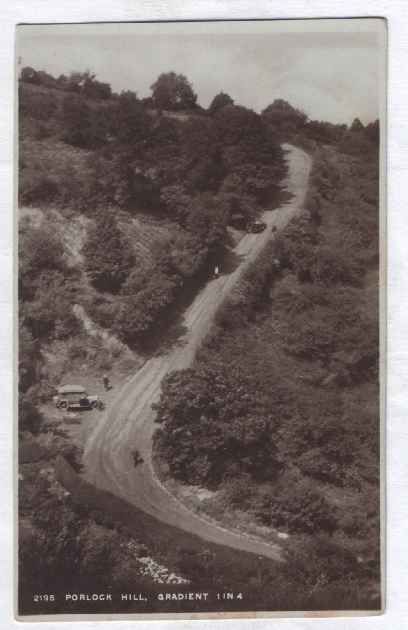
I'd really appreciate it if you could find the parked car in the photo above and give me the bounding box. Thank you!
[53,385,104,410]
[248,219,267,233]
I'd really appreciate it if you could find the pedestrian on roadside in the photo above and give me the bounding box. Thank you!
[103,374,110,391]
[214,265,220,279]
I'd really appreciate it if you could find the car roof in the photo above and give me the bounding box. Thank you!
[58,385,87,394]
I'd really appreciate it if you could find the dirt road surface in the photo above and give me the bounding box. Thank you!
[83,144,312,561]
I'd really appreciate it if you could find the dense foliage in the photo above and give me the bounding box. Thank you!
[19,67,287,349]
[154,365,281,486]
[261,98,379,150]
[154,135,380,597]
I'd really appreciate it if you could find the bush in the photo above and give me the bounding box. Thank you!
[19,82,58,121]
[67,339,88,361]
[19,168,59,206]
[61,443,84,473]
[215,241,277,329]
[21,273,80,342]
[256,483,337,534]
[83,212,134,292]
[154,366,281,487]
[89,297,121,330]
[113,271,180,345]
[19,392,44,434]
[60,95,95,148]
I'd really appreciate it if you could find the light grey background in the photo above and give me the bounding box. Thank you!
[2,1,407,629]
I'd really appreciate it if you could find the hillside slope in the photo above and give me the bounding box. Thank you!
[83,145,311,559]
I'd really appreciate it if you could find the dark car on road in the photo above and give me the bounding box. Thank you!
[229,214,267,233]
[248,220,267,233]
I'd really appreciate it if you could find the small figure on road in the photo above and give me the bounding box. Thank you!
[131,449,144,467]
[102,374,110,391]
[214,265,220,279]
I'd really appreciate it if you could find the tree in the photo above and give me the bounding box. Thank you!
[65,70,95,93]
[260,483,337,533]
[78,523,117,583]
[180,117,224,192]
[365,119,380,145]
[150,72,197,111]
[262,99,307,138]
[83,212,134,292]
[20,66,40,84]
[186,194,228,258]
[350,117,364,132]
[208,92,234,115]
[214,104,262,147]
[60,94,93,147]
[19,226,67,301]
[82,76,112,100]
[19,324,38,393]
[213,104,286,204]
[305,120,347,144]
[19,392,44,434]
[113,91,152,145]
[114,271,179,345]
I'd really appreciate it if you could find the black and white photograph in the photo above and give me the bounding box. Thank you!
[16,18,385,619]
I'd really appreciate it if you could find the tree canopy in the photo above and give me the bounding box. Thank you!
[262,99,308,135]
[150,72,197,110]
[350,117,364,132]
[208,91,234,115]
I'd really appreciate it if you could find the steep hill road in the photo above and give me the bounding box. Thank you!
[83,144,312,561]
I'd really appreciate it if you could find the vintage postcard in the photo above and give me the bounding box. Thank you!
[16,18,386,620]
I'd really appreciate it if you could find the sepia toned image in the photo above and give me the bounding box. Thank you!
[16,18,385,620]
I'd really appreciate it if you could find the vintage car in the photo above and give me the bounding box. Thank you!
[53,385,103,410]
[248,219,267,233]
[230,215,267,234]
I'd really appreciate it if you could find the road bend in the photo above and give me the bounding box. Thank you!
[83,144,312,561]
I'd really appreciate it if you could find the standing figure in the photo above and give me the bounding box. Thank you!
[214,265,220,279]
[102,374,110,391]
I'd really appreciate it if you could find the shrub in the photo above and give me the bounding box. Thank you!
[89,298,121,330]
[67,339,88,361]
[19,227,67,298]
[19,392,44,434]
[83,212,134,292]
[215,241,277,329]
[113,271,179,345]
[19,168,59,205]
[60,94,95,148]
[313,242,365,287]
[256,483,337,534]
[154,366,281,487]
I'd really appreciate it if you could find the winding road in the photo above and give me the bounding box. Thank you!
[83,144,312,561]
